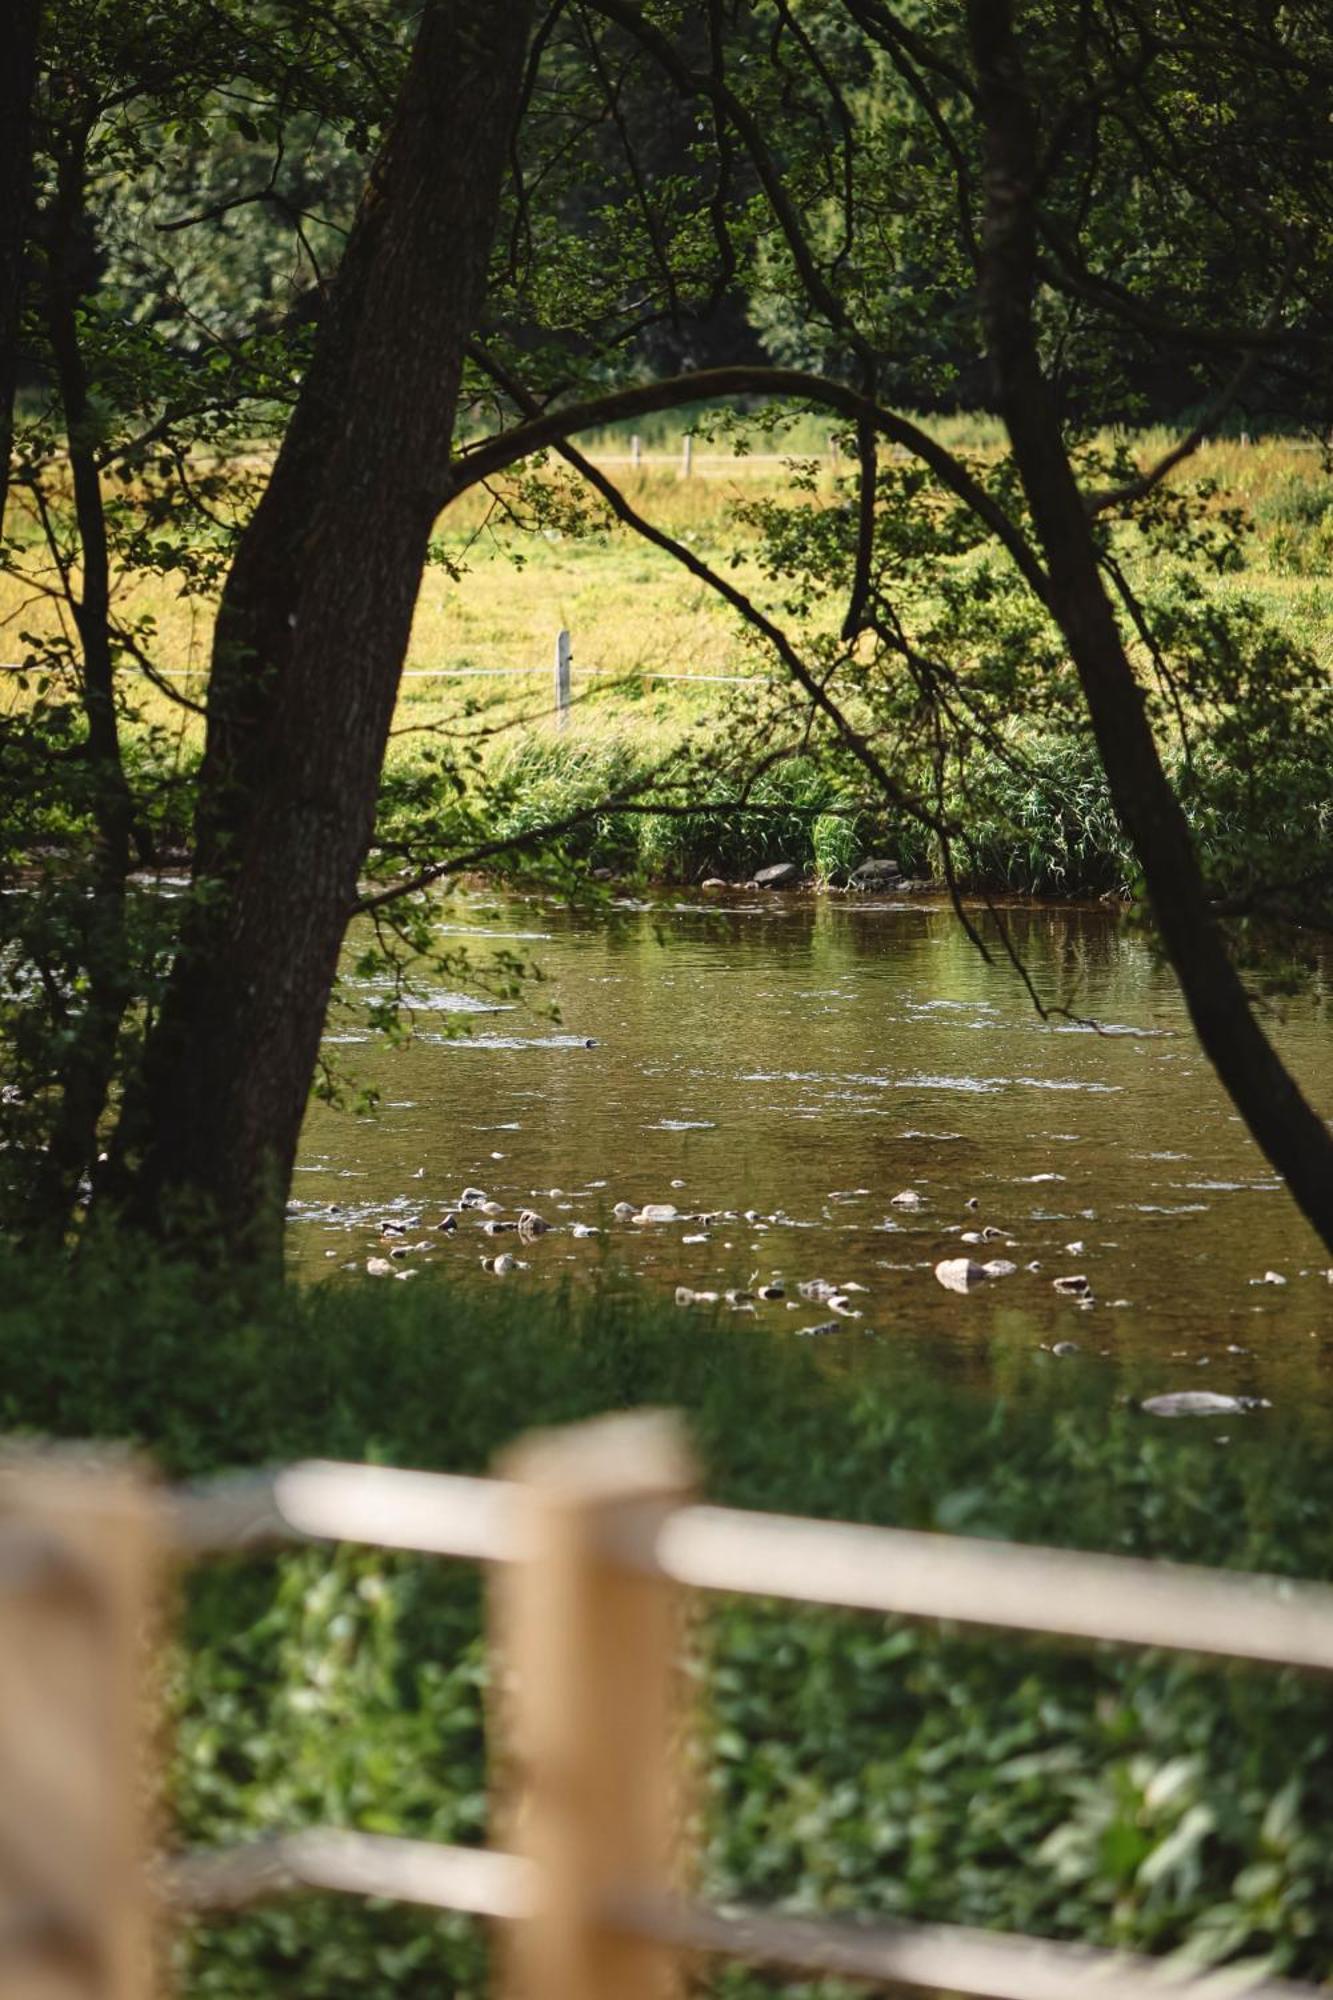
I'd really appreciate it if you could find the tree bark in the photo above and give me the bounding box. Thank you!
[967,0,1333,1252]
[113,0,533,1265]
[34,127,138,1233]
[0,0,41,533]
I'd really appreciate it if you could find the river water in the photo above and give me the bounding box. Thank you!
[291,890,1333,1419]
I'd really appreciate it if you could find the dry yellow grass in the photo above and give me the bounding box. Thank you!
[2,433,1329,753]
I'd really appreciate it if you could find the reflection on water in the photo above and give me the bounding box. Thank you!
[293,892,1333,1420]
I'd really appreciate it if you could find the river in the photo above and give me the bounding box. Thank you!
[291,889,1333,1420]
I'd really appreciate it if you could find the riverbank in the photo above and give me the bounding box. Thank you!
[372,715,1326,906]
[3,1246,1332,1995]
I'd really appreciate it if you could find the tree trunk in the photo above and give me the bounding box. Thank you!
[112,0,533,1266]
[967,0,1333,1252]
[0,0,41,533]
[34,130,138,1233]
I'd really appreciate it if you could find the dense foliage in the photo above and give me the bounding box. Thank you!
[3,1251,1332,1995]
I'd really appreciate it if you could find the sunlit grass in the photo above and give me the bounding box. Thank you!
[2,426,1329,760]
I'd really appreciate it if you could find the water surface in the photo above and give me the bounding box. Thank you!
[292,892,1333,1419]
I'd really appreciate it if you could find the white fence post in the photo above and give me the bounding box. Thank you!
[631,435,642,471]
[553,628,572,728]
[680,433,693,479]
[495,1412,695,2000]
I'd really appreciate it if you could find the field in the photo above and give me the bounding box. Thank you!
[3,420,1331,891]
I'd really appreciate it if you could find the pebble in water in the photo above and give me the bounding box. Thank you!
[635,1203,681,1223]
[756,1282,785,1301]
[612,1201,638,1220]
[459,1187,488,1209]
[1053,1274,1092,1296]
[434,1214,459,1233]
[517,1209,549,1238]
[934,1258,988,1293]
[890,1189,924,1210]
[366,1257,393,1277]
[1139,1391,1261,1418]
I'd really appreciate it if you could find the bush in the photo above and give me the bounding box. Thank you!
[2,1249,1331,1994]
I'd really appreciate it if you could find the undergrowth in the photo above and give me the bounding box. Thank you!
[2,1249,1332,1995]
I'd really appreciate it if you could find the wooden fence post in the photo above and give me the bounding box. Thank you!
[553,627,571,727]
[631,434,642,470]
[494,1412,696,2000]
[680,433,693,478]
[0,1449,163,2000]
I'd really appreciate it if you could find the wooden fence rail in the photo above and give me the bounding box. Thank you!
[3,1412,1332,2000]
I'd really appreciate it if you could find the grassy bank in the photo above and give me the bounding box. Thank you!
[3,1251,1332,1994]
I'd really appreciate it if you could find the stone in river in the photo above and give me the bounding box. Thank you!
[366,1257,393,1277]
[848,858,902,891]
[890,1189,924,1210]
[1053,1274,1091,1296]
[934,1257,988,1293]
[701,878,729,890]
[981,1258,1017,1278]
[1140,1391,1252,1418]
[634,1202,680,1223]
[517,1209,549,1238]
[754,861,801,889]
[612,1201,638,1219]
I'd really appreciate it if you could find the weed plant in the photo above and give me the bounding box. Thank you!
[1,1250,1331,1994]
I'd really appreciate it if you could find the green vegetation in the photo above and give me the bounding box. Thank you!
[3,1251,1332,1995]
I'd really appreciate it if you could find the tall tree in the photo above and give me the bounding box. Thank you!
[110,0,533,1263]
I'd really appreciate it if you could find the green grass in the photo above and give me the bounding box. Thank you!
[3,1248,1333,1995]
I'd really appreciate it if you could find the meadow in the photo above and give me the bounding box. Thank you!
[4,420,1331,893]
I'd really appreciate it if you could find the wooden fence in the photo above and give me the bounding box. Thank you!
[2,1411,1332,2000]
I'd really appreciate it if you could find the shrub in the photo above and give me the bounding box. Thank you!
[2,1249,1331,1994]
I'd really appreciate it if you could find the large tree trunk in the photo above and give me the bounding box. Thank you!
[111,0,532,1266]
[0,0,41,533]
[967,0,1333,1252]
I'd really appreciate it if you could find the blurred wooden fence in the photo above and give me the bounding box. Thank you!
[2,1412,1331,2000]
